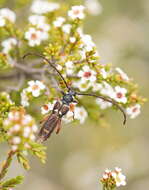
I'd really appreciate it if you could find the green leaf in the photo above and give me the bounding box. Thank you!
[0,151,15,180]
[17,153,30,170]
[29,142,47,164]
[1,175,24,189]
[0,53,9,70]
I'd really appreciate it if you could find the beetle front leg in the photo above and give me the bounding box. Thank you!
[73,99,78,104]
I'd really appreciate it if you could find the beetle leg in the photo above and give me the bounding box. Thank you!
[73,99,78,104]
[60,90,65,96]
[55,119,62,134]
[72,111,75,120]
[69,103,75,120]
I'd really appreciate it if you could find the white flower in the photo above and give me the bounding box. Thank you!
[1,38,17,54]
[4,109,38,150]
[74,106,88,124]
[115,167,122,173]
[100,68,108,79]
[100,82,115,98]
[0,8,16,23]
[12,136,21,145]
[24,126,31,134]
[79,49,86,59]
[38,30,49,41]
[69,37,76,43]
[21,115,32,125]
[81,34,95,51]
[8,111,20,121]
[3,119,10,126]
[28,14,46,25]
[73,80,92,92]
[115,67,129,82]
[37,26,50,41]
[27,80,46,97]
[25,27,42,47]
[23,126,31,138]
[92,82,102,92]
[41,102,55,115]
[112,169,126,187]
[38,22,50,32]
[77,27,83,36]
[21,89,29,107]
[101,168,126,188]
[12,124,21,132]
[126,104,141,119]
[32,125,38,132]
[31,0,59,14]
[113,86,127,104]
[30,134,36,141]
[24,143,30,149]
[56,64,63,71]
[25,26,49,45]
[102,173,108,179]
[29,15,50,32]
[63,111,74,124]
[65,61,74,75]
[11,145,18,151]
[78,65,97,83]
[85,0,103,16]
[105,169,111,174]
[68,5,85,20]
[0,16,5,27]
[53,17,65,27]
[6,56,15,67]
[62,24,72,34]
[96,99,112,109]
[23,131,30,138]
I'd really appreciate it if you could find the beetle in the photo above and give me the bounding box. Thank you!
[37,89,77,142]
[23,53,126,143]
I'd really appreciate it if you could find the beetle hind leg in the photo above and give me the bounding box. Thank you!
[55,119,62,134]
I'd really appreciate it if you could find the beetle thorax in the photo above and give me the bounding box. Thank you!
[62,93,74,105]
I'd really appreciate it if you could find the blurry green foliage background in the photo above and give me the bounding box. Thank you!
[0,0,148,189]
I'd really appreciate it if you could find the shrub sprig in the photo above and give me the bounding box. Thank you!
[0,1,146,189]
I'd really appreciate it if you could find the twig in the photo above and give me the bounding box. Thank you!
[0,150,16,181]
[6,73,25,92]
[14,62,43,73]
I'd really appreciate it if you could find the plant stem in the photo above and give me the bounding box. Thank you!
[0,150,16,181]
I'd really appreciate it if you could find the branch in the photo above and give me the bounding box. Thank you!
[14,62,43,74]
[0,150,16,181]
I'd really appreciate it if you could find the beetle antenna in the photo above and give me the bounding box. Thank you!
[23,53,70,90]
[76,92,127,125]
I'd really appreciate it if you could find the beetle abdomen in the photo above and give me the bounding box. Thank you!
[37,113,60,143]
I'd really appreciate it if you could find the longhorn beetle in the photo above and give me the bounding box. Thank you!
[23,53,126,143]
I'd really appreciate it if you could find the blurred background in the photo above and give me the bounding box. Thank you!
[0,0,149,189]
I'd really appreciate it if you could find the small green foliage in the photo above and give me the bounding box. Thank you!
[0,151,15,181]
[0,92,15,142]
[1,176,24,190]
[29,142,47,164]
[17,152,30,170]
[0,53,9,69]
[0,0,146,189]
[0,92,15,120]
